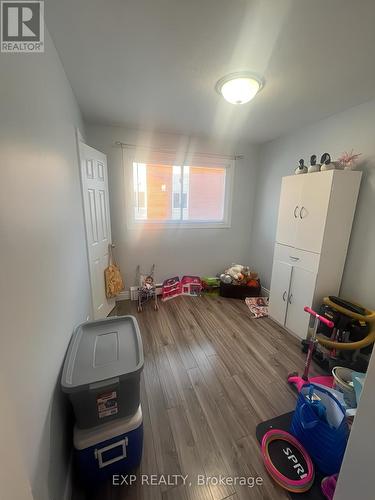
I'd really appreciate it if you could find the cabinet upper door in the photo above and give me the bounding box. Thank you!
[295,172,333,253]
[269,259,293,326]
[276,175,304,248]
[285,266,317,339]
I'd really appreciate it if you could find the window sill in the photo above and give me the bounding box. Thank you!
[127,221,231,230]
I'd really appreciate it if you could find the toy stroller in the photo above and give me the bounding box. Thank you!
[136,264,159,312]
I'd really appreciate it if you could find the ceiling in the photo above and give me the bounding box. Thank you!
[47,0,375,144]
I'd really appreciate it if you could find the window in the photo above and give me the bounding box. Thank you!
[128,155,234,228]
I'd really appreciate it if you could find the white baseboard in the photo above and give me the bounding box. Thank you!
[116,290,130,301]
[116,288,137,301]
[116,284,163,302]
[118,286,268,301]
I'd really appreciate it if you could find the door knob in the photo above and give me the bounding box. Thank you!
[294,206,299,218]
[288,294,293,304]
[283,291,287,301]
[300,206,306,219]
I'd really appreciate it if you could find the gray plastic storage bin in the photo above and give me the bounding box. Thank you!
[61,316,144,429]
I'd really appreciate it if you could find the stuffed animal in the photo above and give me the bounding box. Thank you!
[220,273,232,284]
[224,264,252,284]
[247,279,258,287]
[247,271,259,287]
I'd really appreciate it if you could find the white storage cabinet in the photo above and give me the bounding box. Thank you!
[269,170,361,339]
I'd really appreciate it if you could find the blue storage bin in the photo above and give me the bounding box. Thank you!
[74,405,143,485]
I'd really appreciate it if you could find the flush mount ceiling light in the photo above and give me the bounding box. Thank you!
[216,72,264,105]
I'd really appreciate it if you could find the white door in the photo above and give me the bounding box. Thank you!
[79,142,114,319]
[294,173,332,253]
[269,260,293,326]
[285,266,317,339]
[275,175,304,247]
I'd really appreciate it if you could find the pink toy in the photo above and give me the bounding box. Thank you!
[288,306,335,392]
[161,276,203,302]
[181,276,202,296]
[321,474,338,500]
[161,276,181,301]
[261,429,315,493]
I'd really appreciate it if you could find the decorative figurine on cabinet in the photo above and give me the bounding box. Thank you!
[320,153,336,171]
[308,154,321,173]
[337,150,362,170]
[295,158,308,175]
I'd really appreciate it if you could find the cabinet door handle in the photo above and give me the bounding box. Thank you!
[300,206,306,219]
[289,256,300,261]
[294,206,299,218]
[288,294,293,304]
[282,291,287,301]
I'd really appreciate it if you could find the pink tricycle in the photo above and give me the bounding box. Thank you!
[288,306,334,392]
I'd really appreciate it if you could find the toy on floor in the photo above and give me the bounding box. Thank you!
[219,264,259,287]
[290,384,348,476]
[201,276,220,296]
[136,264,159,312]
[161,276,203,301]
[317,296,375,360]
[321,474,338,500]
[288,307,335,392]
[181,276,202,296]
[292,297,375,393]
[161,276,181,301]
[261,429,315,493]
[245,297,269,318]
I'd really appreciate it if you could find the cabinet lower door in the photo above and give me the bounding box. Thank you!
[285,267,317,339]
[269,260,292,326]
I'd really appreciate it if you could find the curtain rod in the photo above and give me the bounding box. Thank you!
[114,141,244,160]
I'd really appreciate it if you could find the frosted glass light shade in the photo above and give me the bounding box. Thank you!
[216,73,263,104]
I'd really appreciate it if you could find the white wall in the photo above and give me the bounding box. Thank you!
[0,379,33,500]
[334,343,375,500]
[0,31,91,499]
[251,99,375,308]
[86,125,259,287]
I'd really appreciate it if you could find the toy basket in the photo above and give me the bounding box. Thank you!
[219,281,261,299]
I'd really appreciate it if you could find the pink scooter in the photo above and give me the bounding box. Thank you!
[288,306,335,392]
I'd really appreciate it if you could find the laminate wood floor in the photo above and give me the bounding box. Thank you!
[75,295,323,500]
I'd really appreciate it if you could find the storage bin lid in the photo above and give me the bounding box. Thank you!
[61,315,144,393]
[74,405,143,450]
